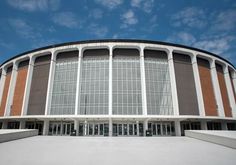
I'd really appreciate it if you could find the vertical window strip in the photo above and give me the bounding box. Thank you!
[50,59,78,115]
[145,58,173,115]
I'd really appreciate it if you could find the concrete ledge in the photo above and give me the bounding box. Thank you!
[185,130,236,149]
[0,129,38,143]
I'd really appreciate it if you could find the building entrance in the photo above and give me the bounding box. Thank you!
[49,122,74,136]
[78,122,109,136]
[148,122,174,136]
[112,122,144,136]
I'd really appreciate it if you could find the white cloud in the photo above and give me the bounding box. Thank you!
[89,9,103,19]
[95,0,123,10]
[212,9,236,31]
[172,7,207,28]
[167,31,235,58]
[88,24,108,38]
[193,36,235,55]
[121,10,138,28]
[8,18,41,39]
[7,0,60,12]
[131,0,154,13]
[167,32,196,45]
[52,12,80,28]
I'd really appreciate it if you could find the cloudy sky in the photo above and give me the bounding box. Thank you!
[0,0,236,66]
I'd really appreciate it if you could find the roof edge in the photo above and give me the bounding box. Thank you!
[0,39,235,69]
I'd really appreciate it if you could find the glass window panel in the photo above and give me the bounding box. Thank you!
[49,59,78,115]
[112,57,142,115]
[78,56,109,115]
[145,57,173,115]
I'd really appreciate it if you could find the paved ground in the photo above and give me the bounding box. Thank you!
[0,136,236,165]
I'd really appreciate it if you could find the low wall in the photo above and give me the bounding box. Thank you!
[185,130,236,149]
[0,129,38,143]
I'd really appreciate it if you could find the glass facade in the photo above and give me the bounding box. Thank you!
[78,56,109,115]
[50,58,78,115]
[113,56,142,115]
[145,56,173,115]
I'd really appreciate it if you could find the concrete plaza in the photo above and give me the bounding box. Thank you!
[0,136,236,165]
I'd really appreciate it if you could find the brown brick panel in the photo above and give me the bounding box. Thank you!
[197,58,217,116]
[27,55,51,115]
[173,53,199,115]
[0,72,12,116]
[216,64,232,117]
[10,66,28,116]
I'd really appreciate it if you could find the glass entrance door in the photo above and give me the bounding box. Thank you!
[78,122,109,136]
[49,122,74,136]
[112,122,142,136]
[148,122,174,136]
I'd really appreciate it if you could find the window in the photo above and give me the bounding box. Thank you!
[78,55,109,115]
[145,54,173,115]
[50,58,78,115]
[113,55,142,115]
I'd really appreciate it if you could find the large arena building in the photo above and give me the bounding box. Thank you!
[0,39,236,136]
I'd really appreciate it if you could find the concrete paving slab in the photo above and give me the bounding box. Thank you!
[0,129,38,143]
[0,136,236,165]
[185,130,236,149]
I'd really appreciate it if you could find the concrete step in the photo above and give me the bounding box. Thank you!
[0,129,38,143]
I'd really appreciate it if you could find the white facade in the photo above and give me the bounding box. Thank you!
[0,40,235,136]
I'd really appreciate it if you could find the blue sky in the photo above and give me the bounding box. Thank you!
[0,0,236,66]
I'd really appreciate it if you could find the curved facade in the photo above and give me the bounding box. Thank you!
[0,39,236,136]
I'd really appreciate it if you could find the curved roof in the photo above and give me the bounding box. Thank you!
[0,39,235,69]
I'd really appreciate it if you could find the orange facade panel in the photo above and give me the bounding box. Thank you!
[197,58,218,116]
[216,64,232,117]
[10,66,28,116]
[0,72,11,116]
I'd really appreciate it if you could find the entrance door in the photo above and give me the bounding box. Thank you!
[148,122,174,136]
[79,122,109,136]
[112,122,142,136]
[49,122,74,136]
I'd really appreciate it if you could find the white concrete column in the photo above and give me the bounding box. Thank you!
[0,69,7,106]
[75,48,82,115]
[19,120,25,129]
[43,120,49,135]
[136,120,139,136]
[232,71,236,94]
[210,60,225,117]
[192,55,205,116]
[74,119,79,136]
[45,50,56,115]
[21,58,34,116]
[168,48,179,115]
[201,121,208,130]
[144,119,148,135]
[174,120,181,136]
[140,46,147,116]
[108,45,113,136]
[84,120,87,136]
[223,65,236,117]
[109,118,112,136]
[108,45,113,116]
[5,62,18,116]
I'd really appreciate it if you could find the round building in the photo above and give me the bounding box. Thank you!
[0,39,235,136]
